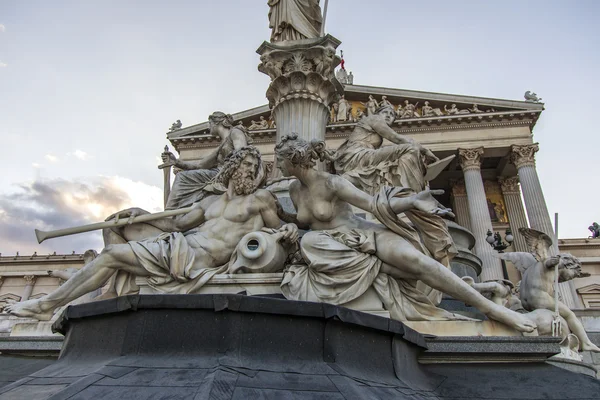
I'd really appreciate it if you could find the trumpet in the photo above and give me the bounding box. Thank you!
[34,206,194,244]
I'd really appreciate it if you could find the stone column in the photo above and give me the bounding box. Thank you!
[510,143,581,308]
[450,179,471,231]
[22,275,36,301]
[458,148,504,281]
[257,35,342,146]
[498,176,529,252]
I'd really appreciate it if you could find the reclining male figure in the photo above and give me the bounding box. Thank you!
[6,147,297,320]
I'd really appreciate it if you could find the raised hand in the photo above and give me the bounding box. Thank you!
[278,223,299,244]
[412,189,455,218]
[105,208,149,224]
[161,151,177,166]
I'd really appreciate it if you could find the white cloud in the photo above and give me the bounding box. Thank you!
[73,149,89,160]
[0,24,5,32]
[0,62,6,68]
[0,176,163,254]
[32,163,41,168]
[45,154,59,163]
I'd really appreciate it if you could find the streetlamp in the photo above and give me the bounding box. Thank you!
[486,228,514,280]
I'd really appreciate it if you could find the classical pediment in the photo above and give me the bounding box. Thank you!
[167,84,544,149]
[0,293,21,303]
[577,283,600,294]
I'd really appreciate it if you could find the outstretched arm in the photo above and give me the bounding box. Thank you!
[369,117,438,163]
[176,150,219,170]
[230,128,249,151]
[369,117,415,146]
[332,175,453,217]
[256,190,299,242]
[173,203,206,232]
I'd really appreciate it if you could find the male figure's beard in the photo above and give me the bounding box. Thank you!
[231,170,256,195]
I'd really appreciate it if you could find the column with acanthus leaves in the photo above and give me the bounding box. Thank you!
[458,147,504,281]
[257,35,343,148]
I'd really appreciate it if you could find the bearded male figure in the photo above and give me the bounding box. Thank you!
[6,147,298,321]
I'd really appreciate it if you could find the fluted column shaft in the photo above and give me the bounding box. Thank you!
[499,176,529,252]
[511,144,581,309]
[22,275,36,301]
[450,180,471,230]
[273,98,330,144]
[459,148,503,281]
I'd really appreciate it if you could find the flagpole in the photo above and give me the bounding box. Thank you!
[321,0,329,36]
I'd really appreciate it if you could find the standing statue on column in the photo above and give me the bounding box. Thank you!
[268,0,323,42]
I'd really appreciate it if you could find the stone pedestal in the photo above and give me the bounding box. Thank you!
[458,148,504,281]
[510,144,581,309]
[257,35,343,147]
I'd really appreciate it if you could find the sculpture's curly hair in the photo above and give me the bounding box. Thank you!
[208,111,234,128]
[275,133,335,168]
[374,103,396,115]
[216,146,262,187]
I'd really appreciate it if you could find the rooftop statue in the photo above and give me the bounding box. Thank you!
[5,147,298,320]
[588,222,600,239]
[274,134,536,331]
[420,101,444,117]
[268,0,323,42]
[248,116,270,130]
[169,119,182,131]
[499,228,600,352]
[362,95,378,116]
[524,91,543,103]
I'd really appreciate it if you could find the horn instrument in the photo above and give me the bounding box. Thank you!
[34,206,194,244]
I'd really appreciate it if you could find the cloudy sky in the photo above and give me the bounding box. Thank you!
[0,1,599,255]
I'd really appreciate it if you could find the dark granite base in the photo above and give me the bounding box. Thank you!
[0,294,598,399]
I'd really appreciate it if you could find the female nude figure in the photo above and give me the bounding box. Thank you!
[275,134,536,332]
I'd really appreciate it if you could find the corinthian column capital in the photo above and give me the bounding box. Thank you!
[458,147,484,171]
[499,176,520,194]
[23,275,36,285]
[510,143,539,169]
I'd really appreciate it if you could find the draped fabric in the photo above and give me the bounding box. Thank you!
[268,0,322,42]
[165,168,220,211]
[281,187,466,321]
[129,232,228,294]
